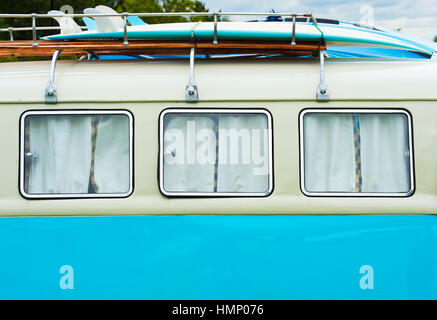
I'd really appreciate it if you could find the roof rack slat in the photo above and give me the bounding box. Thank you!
[0,40,326,58]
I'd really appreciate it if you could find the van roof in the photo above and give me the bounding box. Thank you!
[0,57,436,103]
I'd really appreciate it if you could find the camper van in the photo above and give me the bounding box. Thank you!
[0,7,436,299]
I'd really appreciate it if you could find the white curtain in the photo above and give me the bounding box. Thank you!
[27,114,130,195]
[303,112,410,193]
[28,115,92,194]
[217,114,269,193]
[94,115,131,193]
[359,114,410,192]
[163,115,216,192]
[163,113,270,193]
[303,113,355,192]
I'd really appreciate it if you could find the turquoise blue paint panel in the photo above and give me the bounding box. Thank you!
[0,215,436,299]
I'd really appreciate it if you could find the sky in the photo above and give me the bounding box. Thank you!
[203,0,437,41]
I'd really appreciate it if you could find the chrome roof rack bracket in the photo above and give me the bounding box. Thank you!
[45,49,62,104]
[316,50,329,102]
[185,47,198,102]
[291,15,296,45]
[122,12,129,46]
[213,13,218,45]
[8,27,13,41]
[31,13,38,47]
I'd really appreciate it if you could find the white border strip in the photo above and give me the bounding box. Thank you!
[299,108,414,197]
[20,110,134,199]
[159,108,274,197]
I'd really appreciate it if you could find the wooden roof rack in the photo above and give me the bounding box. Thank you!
[0,40,326,58]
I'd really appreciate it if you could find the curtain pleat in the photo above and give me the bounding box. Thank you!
[88,116,100,193]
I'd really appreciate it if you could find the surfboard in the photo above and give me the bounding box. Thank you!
[42,7,435,56]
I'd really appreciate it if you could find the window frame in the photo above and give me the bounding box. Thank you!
[19,109,134,199]
[299,108,415,197]
[159,108,274,197]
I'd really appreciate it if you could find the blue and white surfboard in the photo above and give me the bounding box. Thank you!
[42,7,435,57]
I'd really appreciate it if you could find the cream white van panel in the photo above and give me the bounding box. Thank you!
[0,58,436,103]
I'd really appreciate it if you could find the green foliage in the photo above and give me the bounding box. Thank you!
[116,0,163,24]
[0,0,227,41]
[434,35,437,43]
[116,0,215,23]
[0,0,228,62]
[0,55,76,63]
[0,0,116,40]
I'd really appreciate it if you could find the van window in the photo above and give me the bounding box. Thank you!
[160,109,273,196]
[300,109,414,196]
[20,110,133,198]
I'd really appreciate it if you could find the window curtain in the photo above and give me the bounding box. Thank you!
[93,115,131,193]
[359,114,410,192]
[163,115,216,192]
[26,114,130,194]
[163,113,269,193]
[303,112,410,193]
[303,113,355,192]
[28,115,92,194]
[217,114,269,192]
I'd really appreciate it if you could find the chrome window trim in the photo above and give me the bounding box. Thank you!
[19,110,134,199]
[159,108,274,197]
[299,108,415,197]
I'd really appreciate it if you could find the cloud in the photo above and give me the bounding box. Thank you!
[203,0,437,40]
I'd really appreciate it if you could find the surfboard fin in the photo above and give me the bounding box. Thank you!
[82,17,97,31]
[48,10,82,35]
[84,5,147,32]
[127,16,147,26]
[94,5,125,29]
[83,7,122,32]
[95,5,147,26]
